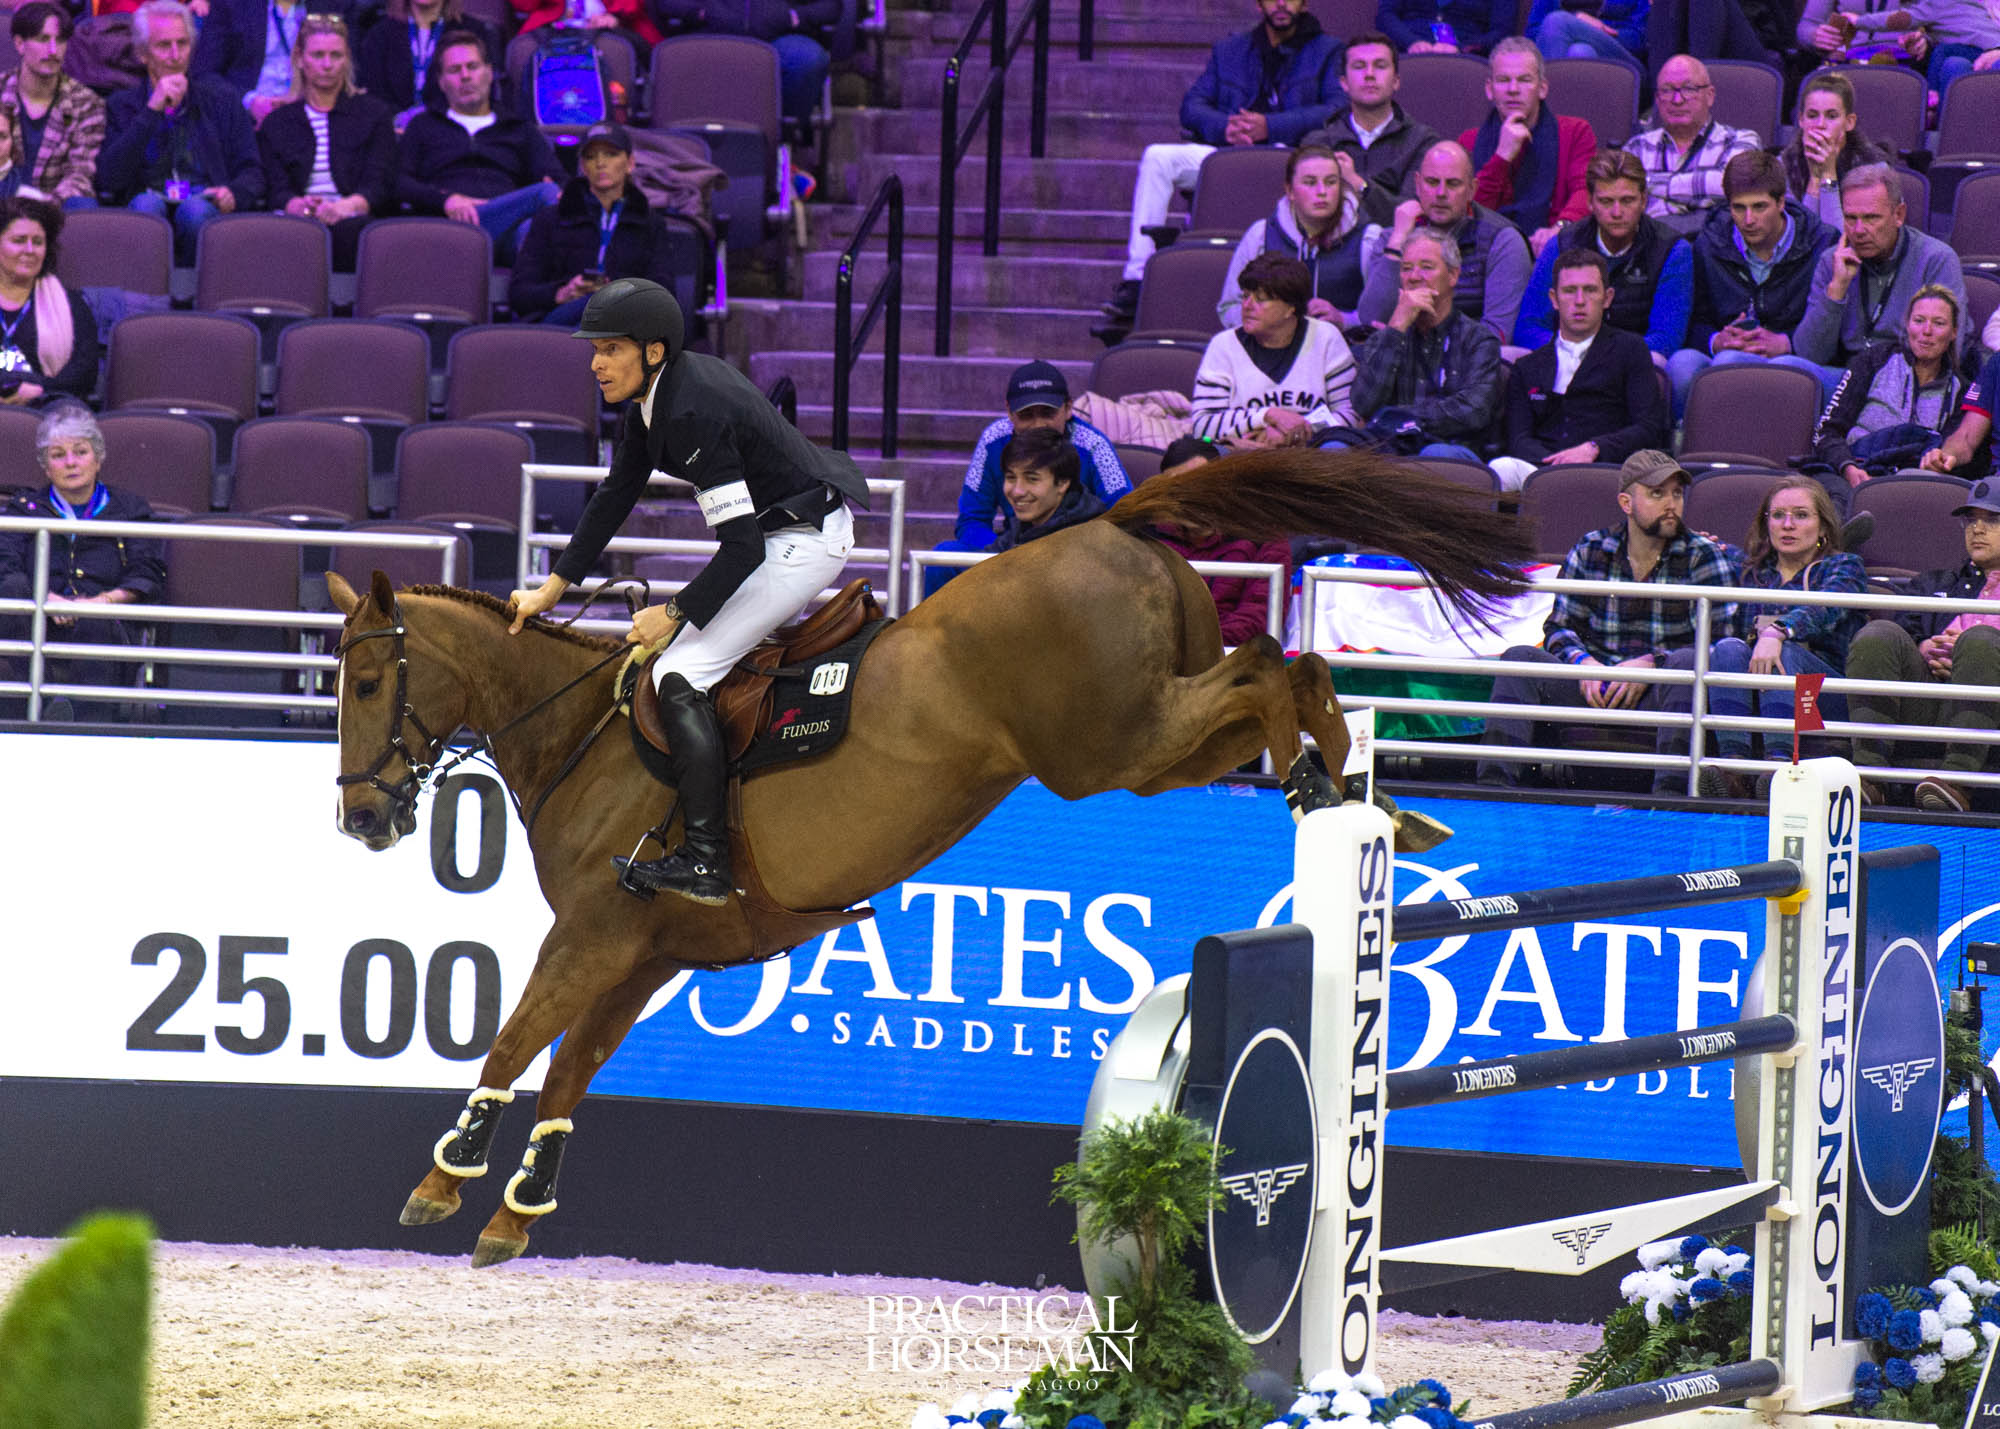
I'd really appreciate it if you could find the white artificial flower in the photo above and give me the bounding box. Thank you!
[1638,1238,1684,1270]
[1942,1327,1980,1362]
[1620,1270,1650,1302]
[1979,1281,2000,1298]
[1331,1389,1375,1417]
[1694,1249,1732,1276]
[1291,1395,1328,1418]
[1933,1278,1959,1297]
[1982,1320,2000,1345]
[1308,1370,1355,1394]
[1334,1417,1375,1429]
[1263,1421,1293,1429]
[1000,1418,1026,1429]
[1723,1253,1752,1275]
[1944,1291,1976,1327]
[1948,1267,1980,1289]
[1913,1353,1947,1384]
[951,1393,982,1418]
[1644,1298,1665,1327]
[1920,1309,1945,1344]
[1390,1415,1430,1429]
[910,1405,949,1429]
[1354,1374,1388,1397]
[981,1390,1016,1412]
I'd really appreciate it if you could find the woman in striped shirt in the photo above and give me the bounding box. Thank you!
[1191,251,1357,447]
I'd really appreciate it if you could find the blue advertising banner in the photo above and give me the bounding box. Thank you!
[593,782,2000,1173]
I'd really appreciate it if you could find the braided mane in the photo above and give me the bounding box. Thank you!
[404,584,626,653]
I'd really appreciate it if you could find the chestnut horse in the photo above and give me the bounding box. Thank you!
[328,448,1532,1266]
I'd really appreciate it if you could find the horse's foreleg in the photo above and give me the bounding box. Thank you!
[471,961,678,1269]
[1285,652,1453,852]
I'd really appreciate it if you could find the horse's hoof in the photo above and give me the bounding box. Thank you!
[1392,809,1454,853]
[472,1232,528,1268]
[400,1193,460,1226]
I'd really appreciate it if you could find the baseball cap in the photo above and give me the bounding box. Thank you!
[1619,449,1691,490]
[1006,359,1068,413]
[1954,478,2000,518]
[580,122,633,154]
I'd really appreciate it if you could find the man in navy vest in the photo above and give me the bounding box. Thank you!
[1356,140,1531,344]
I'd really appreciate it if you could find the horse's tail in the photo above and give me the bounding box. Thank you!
[1101,446,1536,617]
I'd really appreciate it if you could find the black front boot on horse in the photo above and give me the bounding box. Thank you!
[614,673,733,905]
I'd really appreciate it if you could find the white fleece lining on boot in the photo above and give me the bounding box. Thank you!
[430,1086,516,1178]
[502,1118,575,1216]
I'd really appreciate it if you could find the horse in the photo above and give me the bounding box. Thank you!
[328,447,1534,1267]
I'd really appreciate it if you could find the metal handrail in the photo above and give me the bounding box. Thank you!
[908,548,1287,645]
[832,174,904,458]
[935,0,1051,356]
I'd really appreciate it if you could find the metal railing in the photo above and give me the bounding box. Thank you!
[832,174,904,458]
[0,516,459,722]
[935,0,1051,356]
[1298,564,2000,800]
[516,464,909,615]
[909,549,1286,642]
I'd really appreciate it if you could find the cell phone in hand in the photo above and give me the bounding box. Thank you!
[583,269,606,284]
[0,376,22,397]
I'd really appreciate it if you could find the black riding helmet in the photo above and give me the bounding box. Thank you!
[571,278,685,373]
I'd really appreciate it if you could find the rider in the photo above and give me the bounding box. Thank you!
[507,278,870,905]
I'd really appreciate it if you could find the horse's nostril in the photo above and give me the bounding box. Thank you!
[346,808,378,835]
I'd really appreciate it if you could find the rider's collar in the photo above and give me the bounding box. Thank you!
[639,364,666,428]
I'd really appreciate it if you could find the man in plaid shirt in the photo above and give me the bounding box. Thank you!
[1476,450,1748,794]
[1621,55,1761,230]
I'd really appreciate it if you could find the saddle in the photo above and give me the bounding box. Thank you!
[630,577,885,764]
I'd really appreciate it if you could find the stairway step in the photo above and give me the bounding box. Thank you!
[884,8,1217,54]
[820,201,1132,249]
[887,55,1201,112]
[796,403,1030,448]
[849,152,1137,209]
[801,248,1123,305]
[832,106,1176,162]
[752,350,1093,409]
[738,298,1111,361]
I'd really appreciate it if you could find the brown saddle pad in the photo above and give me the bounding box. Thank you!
[631,577,885,762]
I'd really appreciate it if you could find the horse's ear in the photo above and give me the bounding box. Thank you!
[369,569,396,612]
[327,572,361,615]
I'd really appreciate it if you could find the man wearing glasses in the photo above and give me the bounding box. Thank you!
[1621,55,1761,233]
[1841,479,2000,814]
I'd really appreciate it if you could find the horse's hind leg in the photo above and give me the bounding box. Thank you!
[1286,651,1453,852]
[1128,636,1328,804]
[471,962,677,1268]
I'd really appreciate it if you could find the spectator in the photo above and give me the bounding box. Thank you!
[256,15,394,270]
[1356,139,1532,342]
[1844,477,2000,812]
[1796,0,1932,66]
[1376,0,1514,55]
[1298,32,1438,226]
[1475,448,1745,793]
[988,428,1103,553]
[1218,145,1367,330]
[1098,0,1342,330]
[1897,4,2000,97]
[653,0,827,137]
[1700,478,1867,797]
[1780,73,1894,230]
[1490,247,1666,490]
[1192,251,1357,445]
[1512,150,1692,360]
[395,31,562,262]
[510,122,683,325]
[1527,0,1647,66]
[1922,335,2000,479]
[951,360,1130,555]
[100,0,266,265]
[354,0,502,128]
[1459,37,1598,258]
[0,196,101,406]
[1649,0,1788,64]
[1788,162,1966,399]
[1620,54,1760,229]
[517,0,662,59]
[1,3,107,210]
[0,401,165,721]
[0,108,18,200]
[1812,284,1968,490]
[1345,224,1503,460]
[1149,435,1291,644]
[1669,149,1837,415]
[195,0,357,126]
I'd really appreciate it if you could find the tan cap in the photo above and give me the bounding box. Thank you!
[1619,449,1690,490]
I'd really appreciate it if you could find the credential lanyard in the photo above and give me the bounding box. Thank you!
[410,20,438,86]
[597,199,622,268]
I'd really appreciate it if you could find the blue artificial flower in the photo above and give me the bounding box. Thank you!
[1857,1294,1892,1339]
[1372,1398,1389,1413]
[1913,1288,1939,1309]
[1416,1406,1457,1429]
[1854,1362,1883,1389]
[1065,1417,1107,1429]
[1419,1380,1452,1409]
[1723,1245,1747,1258]
[1728,1270,1755,1296]
[1679,1235,1711,1260]
[1884,1357,1918,1391]
[1854,1384,1883,1410]
[1672,1301,1691,1322]
[1889,1310,1925,1353]
[978,1413,1007,1429]
[1981,1301,2000,1327]
[1689,1277,1726,1304]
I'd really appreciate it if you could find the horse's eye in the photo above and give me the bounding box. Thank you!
[356,679,380,699]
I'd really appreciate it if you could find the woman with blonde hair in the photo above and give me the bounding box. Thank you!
[0,194,96,406]
[257,15,397,269]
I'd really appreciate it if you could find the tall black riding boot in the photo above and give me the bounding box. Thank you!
[614,673,733,905]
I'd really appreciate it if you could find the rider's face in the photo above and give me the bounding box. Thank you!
[590,337,662,402]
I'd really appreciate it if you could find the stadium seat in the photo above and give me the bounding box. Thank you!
[1891,164,1931,234]
[1546,57,1640,147]
[1183,147,1292,243]
[648,36,783,258]
[1948,171,2000,262]
[156,515,307,726]
[274,319,433,498]
[395,422,534,530]
[56,208,172,297]
[229,417,373,525]
[1396,53,1490,139]
[0,406,39,478]
[354,218,493,373]
[1935,72,2000,162]
[97,412,221,519]
[1848,474,1978,578]
[1803,64,1925,155]
[1517,465,1623,563]
[1965,270,2000,341]
[105,310,261,453]
[193,214,332,380]
[1128,244,1234,343]
[1414,458,1501,504]
[331,521,475,592]
[445,325,604,528]
[1088,340,1204,401]
[1703,59,1782,145]
[1685,468,1783,550]
[1113,443,1166,478]
[1680,363,1822,468]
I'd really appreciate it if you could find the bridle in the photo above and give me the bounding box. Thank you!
[334,593,462,831]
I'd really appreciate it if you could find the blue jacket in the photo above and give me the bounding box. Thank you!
[1525,0,1649,53]
[1180,14,1344,148]
[1685,199,1834,357]
[1514,216,1693,357]
[1375,0,1516,54]
[955,416,1131,549]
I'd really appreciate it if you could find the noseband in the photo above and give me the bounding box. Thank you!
[334,595,461,825]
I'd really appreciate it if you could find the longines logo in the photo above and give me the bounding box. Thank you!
[1861,1058,1937,1113]
[1549,1223,1613,1266]
[1220,1163,1309,1227]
